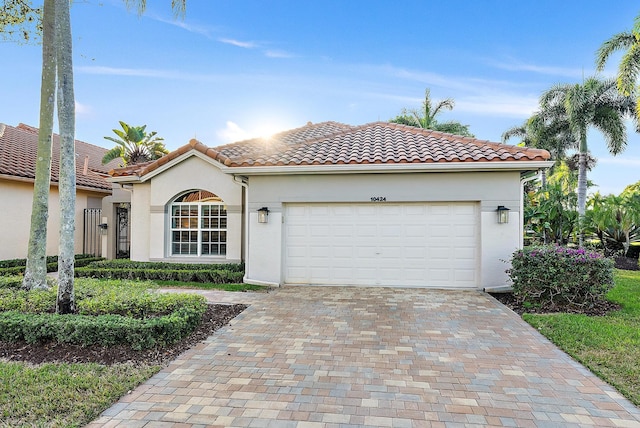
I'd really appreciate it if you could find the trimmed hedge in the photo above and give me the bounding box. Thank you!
[85,259,244,272]
[0,254,97,269]
[0,256,104,277]
[508,246,614,310]
[0,278,208,349]
[0,276,25,289]
[76,266,244,284]
[0,306,205,350]
[74,260,244,283]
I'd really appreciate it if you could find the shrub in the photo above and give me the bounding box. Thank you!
[84,260,244,272]
[0,306,205,350]
[0,278,208,350]
[507,246,614,310]
[75,267,244,284]
[0,276,24,289]
[0,256,104,276]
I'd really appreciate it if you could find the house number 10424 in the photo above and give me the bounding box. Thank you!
[370,196,387,202]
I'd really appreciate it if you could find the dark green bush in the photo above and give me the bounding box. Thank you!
[85,259,244,272]
[0,276,23,289]
[0,306,205,350]
[0,266,26,277]
[507,246,614,310]
[0,256,103,276]
[75,267,244,284]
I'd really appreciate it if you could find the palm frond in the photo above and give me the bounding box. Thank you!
[618,43,640,95]
[101,146,125,166]
[596,32,635,71]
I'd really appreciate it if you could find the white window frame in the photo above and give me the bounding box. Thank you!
[169,195,227,257]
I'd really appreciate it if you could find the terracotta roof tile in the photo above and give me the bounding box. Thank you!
[109,121,550,179]
[0,123,116,192]
[218,122,550,167]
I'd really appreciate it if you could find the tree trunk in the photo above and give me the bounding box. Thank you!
[22,0,55,291]
[55,0,76,314]
[576,136,589,248]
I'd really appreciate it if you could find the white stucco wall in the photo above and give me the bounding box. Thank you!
[101,184,132,259]
[128,154,243,263]
[0,178,108,260]
[244,171,523,288]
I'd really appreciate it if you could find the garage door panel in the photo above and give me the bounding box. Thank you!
[285,202,478,287]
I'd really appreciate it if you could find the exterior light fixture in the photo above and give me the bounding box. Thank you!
[98,223,109,235]
[257,207,270,224]
[497,206,510,224]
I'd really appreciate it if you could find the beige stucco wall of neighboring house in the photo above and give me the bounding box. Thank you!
[244,171,522,288]
[0,178,107,261]
[128,155,243,263]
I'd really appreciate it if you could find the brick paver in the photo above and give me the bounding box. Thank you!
[88,287,640,427]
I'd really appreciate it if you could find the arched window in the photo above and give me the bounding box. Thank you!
[170,190,227,256]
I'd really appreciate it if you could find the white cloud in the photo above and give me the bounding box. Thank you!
[264,49,294,59]
[152,16,215,38]
[218,38,257,49]
[488,58,586,78]
[75,101,92,116]
[216,121,253,143]
[455,94,539,118]
[76,65,183,79]
[598,156,640,166]
[349,63,540,118]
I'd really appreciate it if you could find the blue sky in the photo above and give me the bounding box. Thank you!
[2,0,640,195]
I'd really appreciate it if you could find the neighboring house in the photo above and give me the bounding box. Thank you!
[109,121,552,289]
[0,123,121,260]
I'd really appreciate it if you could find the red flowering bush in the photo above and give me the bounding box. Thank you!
[507,246,614,310]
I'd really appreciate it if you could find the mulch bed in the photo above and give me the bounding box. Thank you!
[0,304,246,366]
[489,292,620,316]
[491,261,638,316]
[615,256,640,271]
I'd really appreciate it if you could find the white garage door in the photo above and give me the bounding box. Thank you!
[284,202,479,288]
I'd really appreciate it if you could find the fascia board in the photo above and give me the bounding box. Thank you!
[220,160,555,175]
[106,151,228,183]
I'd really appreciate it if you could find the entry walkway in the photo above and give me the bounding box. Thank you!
[88,287,640,427]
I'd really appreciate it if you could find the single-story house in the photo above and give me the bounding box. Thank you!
[0,123,124,260]
[109,121,552,289]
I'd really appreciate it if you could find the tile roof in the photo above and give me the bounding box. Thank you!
[109,121,551,178]
[0,123,117,192]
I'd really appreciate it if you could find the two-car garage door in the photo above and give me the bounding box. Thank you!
[284,202,479,288]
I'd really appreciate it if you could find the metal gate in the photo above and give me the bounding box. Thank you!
[83,208,102,256]
[116,204,131,259]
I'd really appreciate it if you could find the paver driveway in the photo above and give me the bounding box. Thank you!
[89,287,640,427]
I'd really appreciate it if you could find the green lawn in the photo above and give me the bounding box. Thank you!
[152,280,268,292]
[524,269,640,406]
[0,362,159,427]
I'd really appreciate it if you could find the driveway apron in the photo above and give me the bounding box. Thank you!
[89,287,640,427]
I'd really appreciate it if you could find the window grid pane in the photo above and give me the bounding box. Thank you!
[170,200,227,256]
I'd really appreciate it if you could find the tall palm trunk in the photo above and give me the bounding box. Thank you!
[55,0,76,314]
[22,0,55,291]
[576,134,589,247]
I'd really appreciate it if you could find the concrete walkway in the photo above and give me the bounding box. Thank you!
[88,287,640,427]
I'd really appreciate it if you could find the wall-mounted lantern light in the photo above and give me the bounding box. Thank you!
[98,223,109,235]
[496,206,510,224]
[257,207,270,224]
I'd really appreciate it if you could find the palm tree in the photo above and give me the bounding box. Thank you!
[124,0,186,17]
[596,13,640,120]
[103,121,169,166]
[540,77,636,245]
[502,112,575,186]
[390,88,474,137]
[22,0,55,291]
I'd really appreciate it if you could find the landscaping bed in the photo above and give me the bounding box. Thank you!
[490,291,620,316]
[0,303,245,365]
